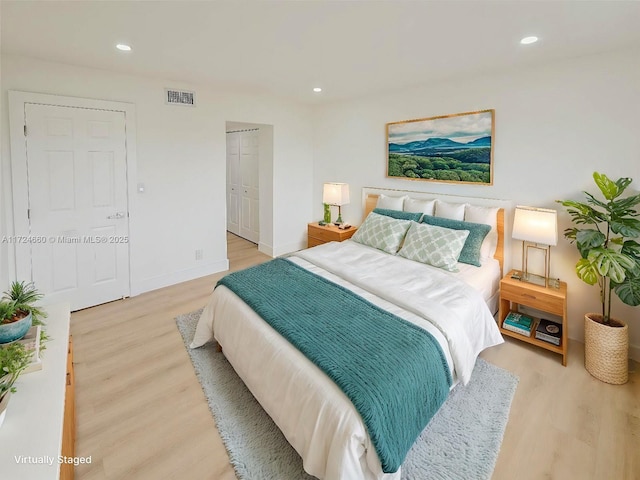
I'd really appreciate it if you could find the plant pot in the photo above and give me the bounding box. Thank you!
[0,391,11,429]
[584,313,628,385]
[0,310,32,344]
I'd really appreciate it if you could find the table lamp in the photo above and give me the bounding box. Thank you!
[323,183,350,225]
[512,205,558,287]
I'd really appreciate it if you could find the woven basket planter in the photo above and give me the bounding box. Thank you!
[584,313,628,385]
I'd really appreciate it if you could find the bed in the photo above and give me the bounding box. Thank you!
[191,188,510,480]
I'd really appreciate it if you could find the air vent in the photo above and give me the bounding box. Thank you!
[165,88,195,107]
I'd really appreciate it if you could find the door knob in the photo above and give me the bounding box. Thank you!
[107,212,126,219]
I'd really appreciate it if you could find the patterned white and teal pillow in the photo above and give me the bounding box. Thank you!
[421,215,491,267]
[398,222,469,271]
[352,212,412,254]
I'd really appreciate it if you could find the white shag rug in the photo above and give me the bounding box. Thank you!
[177,310,517,480]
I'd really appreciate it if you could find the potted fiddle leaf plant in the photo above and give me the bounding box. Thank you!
[558,172,640,384]
[0,281,47,344]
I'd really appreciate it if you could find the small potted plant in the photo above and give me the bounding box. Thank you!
[558,172,640,384]
[0,342,33,428]
[0,281,47,344]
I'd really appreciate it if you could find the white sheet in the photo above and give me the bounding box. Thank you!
[191,241,503,480]
[453,256,501,306]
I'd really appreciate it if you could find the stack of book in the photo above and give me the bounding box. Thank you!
[535,319,562,346]
[502,312,533,336]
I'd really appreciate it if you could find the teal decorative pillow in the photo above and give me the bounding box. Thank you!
[373,208,422,222]
[352,212,412,254]
[421,215,491,267]
[398,222,469,271]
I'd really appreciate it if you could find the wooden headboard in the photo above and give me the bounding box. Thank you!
[362,188,510,276]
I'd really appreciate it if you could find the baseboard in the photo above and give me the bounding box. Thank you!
[258,242,274,257]
[131,259,229,296]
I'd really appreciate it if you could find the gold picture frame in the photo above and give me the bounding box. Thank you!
[386,109,495,185]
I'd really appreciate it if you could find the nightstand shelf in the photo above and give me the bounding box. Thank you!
[498,270,568,365]
[307,222,357,247]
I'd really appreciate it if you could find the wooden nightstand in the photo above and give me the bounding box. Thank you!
[307,222,357,247]
[498,270,568,365]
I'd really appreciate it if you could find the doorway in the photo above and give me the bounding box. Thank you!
[226,127,260,243]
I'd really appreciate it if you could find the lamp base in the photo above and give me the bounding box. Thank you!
[521,272,547,287]
[514,271,560,289]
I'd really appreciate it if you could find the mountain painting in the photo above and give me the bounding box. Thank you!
[386,109,494,185]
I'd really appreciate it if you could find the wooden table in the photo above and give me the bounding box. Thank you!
[307,222,357,247]
[498,271,568,365]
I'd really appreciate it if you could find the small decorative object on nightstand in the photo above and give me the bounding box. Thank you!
[308,222,357,248]
[323,203,331,224]
[498,269,568,365]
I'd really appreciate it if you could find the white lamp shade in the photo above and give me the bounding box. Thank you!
[322,183,350,206]
[512,206,558,246]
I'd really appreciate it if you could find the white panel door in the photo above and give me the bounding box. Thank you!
[25,103,130,310]
[226,132,240,235]
[239,130,260,243]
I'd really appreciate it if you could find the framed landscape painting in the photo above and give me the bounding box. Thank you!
[387,109,495,185]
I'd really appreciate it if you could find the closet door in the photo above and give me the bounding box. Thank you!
[226,132,240,235]
[238,130,259,243]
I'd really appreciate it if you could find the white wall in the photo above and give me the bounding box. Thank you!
[0,48,6,292]
[313,48,640,359]
[0,55,314,295]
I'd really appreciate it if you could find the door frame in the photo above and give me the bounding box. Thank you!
[8,91,138,296]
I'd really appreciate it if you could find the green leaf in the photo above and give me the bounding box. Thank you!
[614,275,640,306]
[576,258,600,285]
[557,200,605,225]
[584,192,609,211]
[576,229,606,259]
[588,248,636,283]
[576,229,606,248]
[610,217,640,238]
[563,227,578,241]
[611,193,640,214]
[593,172,619,200]
[614,177,633,196]
[622,240,640,258]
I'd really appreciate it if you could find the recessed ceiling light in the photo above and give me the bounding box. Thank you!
[313,87,322,93]
[116,44,132,51]
[520,36,539,45]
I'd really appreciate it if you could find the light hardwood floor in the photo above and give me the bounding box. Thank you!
[72,233,639,480]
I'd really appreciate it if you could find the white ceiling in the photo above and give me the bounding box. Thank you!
[2,1,640,104]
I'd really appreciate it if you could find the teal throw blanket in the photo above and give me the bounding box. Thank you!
[217,258,452,473]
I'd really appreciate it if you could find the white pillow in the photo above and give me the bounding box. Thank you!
[404,198,436,216]
[397,222,469,272]
[351,212,412,254]
[435,200,466,221]
[376,194,408,211]
[465,205,500,259]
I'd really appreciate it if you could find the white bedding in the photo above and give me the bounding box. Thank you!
[456,256,501,309]
[191,240,503,480]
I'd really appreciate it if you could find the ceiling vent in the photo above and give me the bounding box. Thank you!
[165,88,195,107]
